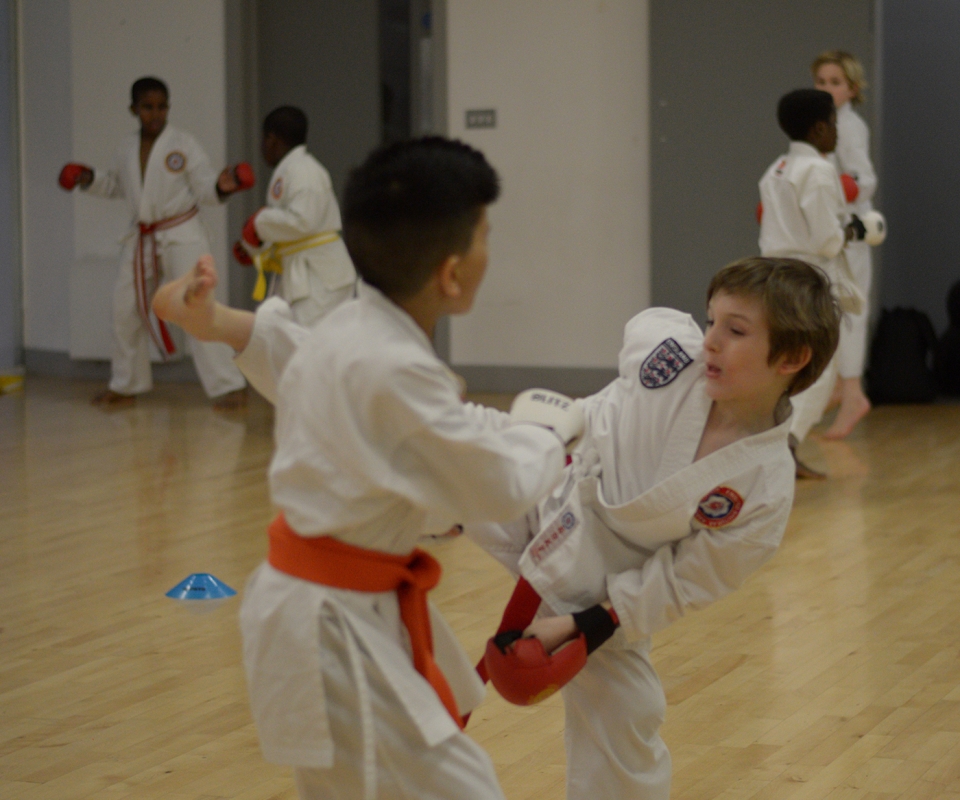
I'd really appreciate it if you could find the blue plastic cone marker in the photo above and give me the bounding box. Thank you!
[166,573,237,613]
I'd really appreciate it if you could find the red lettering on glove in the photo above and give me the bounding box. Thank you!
[755,201,763,225]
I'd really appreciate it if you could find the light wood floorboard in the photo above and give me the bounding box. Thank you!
[2,378,960,799]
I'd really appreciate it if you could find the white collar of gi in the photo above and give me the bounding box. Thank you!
[356,281,436,352]
[788,140,827,160]
[275,143,308,172]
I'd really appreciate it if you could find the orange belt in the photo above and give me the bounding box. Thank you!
[267,514,464,729]
[134,206,199,359]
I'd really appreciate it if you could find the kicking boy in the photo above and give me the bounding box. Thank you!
[234,106,357,326]
[758,88,867,475]
[59,76,252,409]
[153,137,582,800]
[468,257,841,800]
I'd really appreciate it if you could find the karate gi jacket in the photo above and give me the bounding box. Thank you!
[469,308,796,645]
[234,287,566,768]
[254,145,356,304]
[758,140,860,311]
[86,124,220,246]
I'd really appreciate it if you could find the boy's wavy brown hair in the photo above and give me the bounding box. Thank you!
[707,257,841,395]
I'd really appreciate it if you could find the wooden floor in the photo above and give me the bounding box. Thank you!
[3,378,960,800]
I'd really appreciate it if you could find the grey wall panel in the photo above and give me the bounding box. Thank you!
[256,0,380,199]
[879,0,960,332]
[650,0,875,323]
[0,0,19,370]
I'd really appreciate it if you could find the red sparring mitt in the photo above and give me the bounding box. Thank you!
[242,211,263,248]
[483,605,619,706]
[755,201,763,225]
[233,162,255,191]
[233,240,253,266]
[59,163,91,191]
[840,173,859,203]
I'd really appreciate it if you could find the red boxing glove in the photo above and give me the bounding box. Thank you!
[755,201,763,225]
[840,173,859,203]
[59,163,91,191]
[233,241,253,266]
[484,631,587,706]
[242,211,263,248]
[233,162,255,191]
[483,605,619,706]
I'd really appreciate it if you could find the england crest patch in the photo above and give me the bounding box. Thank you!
[695,487,744,528]
[640,338,693,389]
[271,177,284,199]
[165,151,186,173]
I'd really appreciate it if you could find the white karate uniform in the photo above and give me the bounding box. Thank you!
[233,287,567,800]
[254,145,357,326]
[467,308,796,800]
[829,103,877,379]
[85,125,246,397]
[758,140,853,441]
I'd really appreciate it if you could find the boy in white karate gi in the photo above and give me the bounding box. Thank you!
[234,106,357,326]
[813,51,877,439]
[152,137,583,800]
[468,257,842,800]
[758,88,864,476]
[59,77,251,409]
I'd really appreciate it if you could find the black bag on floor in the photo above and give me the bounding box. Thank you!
[865,307,938,404]
[934,281,960,396]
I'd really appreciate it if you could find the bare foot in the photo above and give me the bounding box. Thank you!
[91,389,136,408]
[212,387,248,411]
[823,385,871,440]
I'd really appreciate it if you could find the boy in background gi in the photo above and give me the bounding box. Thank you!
[59,76,252,409]
[234,106,357,326]
[758,88,865,476]
[469,257,841,800]
[152,137,582,800]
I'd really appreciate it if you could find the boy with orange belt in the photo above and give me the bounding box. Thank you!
[59,76,253,409]
[153,137,583,800]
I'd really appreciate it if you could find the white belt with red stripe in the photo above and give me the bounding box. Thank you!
[134,206,199,359]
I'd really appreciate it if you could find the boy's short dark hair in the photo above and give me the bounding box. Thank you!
[131,77,169,106]
[777,89,834,141]
[263,106,308,147]
[707,257,841,395]
[342,136,500,299]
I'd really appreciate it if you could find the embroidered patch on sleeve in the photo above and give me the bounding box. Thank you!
[165,151,186,173]
[640,338,693,388]
[695,487,744,528]
[271,177,284,199]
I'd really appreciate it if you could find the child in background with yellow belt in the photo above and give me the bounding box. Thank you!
[235,106,357,326]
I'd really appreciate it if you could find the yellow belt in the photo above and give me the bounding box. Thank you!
[252,230,341,301]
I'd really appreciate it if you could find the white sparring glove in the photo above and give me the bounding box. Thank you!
[850,211,887,247]
[509,389,584,452]
[860,210,887,246]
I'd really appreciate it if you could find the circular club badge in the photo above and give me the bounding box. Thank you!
[271,177,284,199]
[165,151,186,173]
[694,486,744,528]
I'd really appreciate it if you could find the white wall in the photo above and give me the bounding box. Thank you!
[446,0,650,370]
[20,0,228,359]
